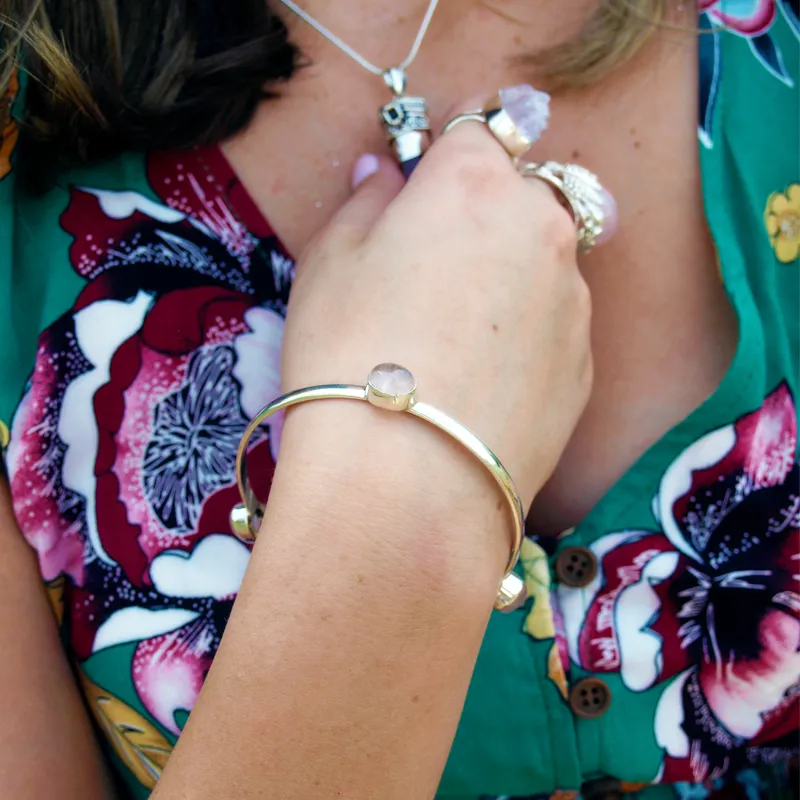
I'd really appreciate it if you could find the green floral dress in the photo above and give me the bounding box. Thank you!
[0,6,798,800]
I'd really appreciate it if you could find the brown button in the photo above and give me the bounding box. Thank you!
[555,546,598,587]
[581,778,623,800]
[569,677,611,719]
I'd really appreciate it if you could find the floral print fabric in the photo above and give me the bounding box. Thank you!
[0,69,18,181]
[698,0,799,146]
[4,148,292,785]
[764,184,800,263]
[559,384,799,783]
[0,11,798,800]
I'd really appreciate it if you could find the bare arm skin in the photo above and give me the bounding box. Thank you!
[154,122,590,799]
[154,402,513,799]
[2,120,591,798]
[0,478,115,799]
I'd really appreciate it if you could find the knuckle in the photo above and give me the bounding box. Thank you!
[454,154,512,199]
[295,227,346,280]
[299,230,332,266]
[578,351,594,407]
[461,171,506,211]
[432,135,516,195]
[317,211,364,253]
[543,202,579,256]
[572,274,593,321]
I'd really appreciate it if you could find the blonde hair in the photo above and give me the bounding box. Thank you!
[1,0,667,185]
[525,0,666,90]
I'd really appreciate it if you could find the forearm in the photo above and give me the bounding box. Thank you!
[0,481,116,800]
[153,402,511,799]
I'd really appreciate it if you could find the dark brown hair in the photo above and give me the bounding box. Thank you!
[1,0,298,187]
[1,0,664,188]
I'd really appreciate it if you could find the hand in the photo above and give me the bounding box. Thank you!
[281,97,597,507]
[157,98,604,800]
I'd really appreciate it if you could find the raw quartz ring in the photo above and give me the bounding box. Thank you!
[230,363,527,613]
[441,84,551,162]
[442,85,617,253]
[483,84,552,160]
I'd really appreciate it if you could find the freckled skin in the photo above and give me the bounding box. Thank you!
[224,0,737,534]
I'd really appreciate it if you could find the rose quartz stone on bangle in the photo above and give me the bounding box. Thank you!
[368,363,416,395]
[596,188,619,246]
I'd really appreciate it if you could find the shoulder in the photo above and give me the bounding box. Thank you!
[698,2,799,364]
[699,1,799,155]
[0,73,156,431]
[0,68,27,430]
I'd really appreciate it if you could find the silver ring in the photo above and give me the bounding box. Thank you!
[442,87,549,160]
[520,161,610,254]
[441,107,534,160]
[442,97,611,254]
[441,110,486,135]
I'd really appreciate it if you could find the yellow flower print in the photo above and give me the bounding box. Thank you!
[46,576,66,626]
[79,671,173,788]
[764,183,800,263]
[0,69,20,181]
[47,592,173,788]
[546,643,568,700]
[0,419,9,449]
[521,538,556,640]
[520,537,568,699]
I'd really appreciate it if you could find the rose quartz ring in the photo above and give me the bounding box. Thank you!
[520,161,618,253]
[442,84,617,253]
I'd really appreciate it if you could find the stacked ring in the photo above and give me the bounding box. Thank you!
[520,161,615,253]
[443,86,616,253]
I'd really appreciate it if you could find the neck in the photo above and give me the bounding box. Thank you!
[275,1,598,79]
[280,0,440,40]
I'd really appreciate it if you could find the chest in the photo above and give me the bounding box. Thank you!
[223,11,738,534]
[3,9,797,795]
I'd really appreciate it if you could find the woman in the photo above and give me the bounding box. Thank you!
[0,0,797,798]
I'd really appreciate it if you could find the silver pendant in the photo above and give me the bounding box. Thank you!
[380,68,431,177]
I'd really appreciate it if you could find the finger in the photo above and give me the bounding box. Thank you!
[388,94,530,234]
[328,154,406,242]
[430,92,618,249]
[434,93,496,144]
[413,93,521,182]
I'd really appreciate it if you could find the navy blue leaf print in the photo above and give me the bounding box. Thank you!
[749,32,794,85]
[779,0,800,37]
[698,16,722,149]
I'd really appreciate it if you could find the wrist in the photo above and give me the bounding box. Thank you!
[265,400,512,601]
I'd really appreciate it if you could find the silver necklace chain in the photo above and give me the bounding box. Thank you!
[277,0,440,77]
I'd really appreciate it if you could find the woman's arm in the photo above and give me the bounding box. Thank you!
[0,109,592,799]
[154,120,591,798]
[155,402,513,799]
[0,478,115,799]
[0,407,517,800]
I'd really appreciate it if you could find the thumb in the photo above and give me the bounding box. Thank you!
[332,154,406,241]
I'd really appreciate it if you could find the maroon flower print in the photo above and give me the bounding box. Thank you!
[6,148,293,734]
[559,384,799,783]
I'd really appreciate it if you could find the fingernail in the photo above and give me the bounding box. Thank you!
[596,188,619,246]
[351,154,381,188]
[497,85,551,145]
